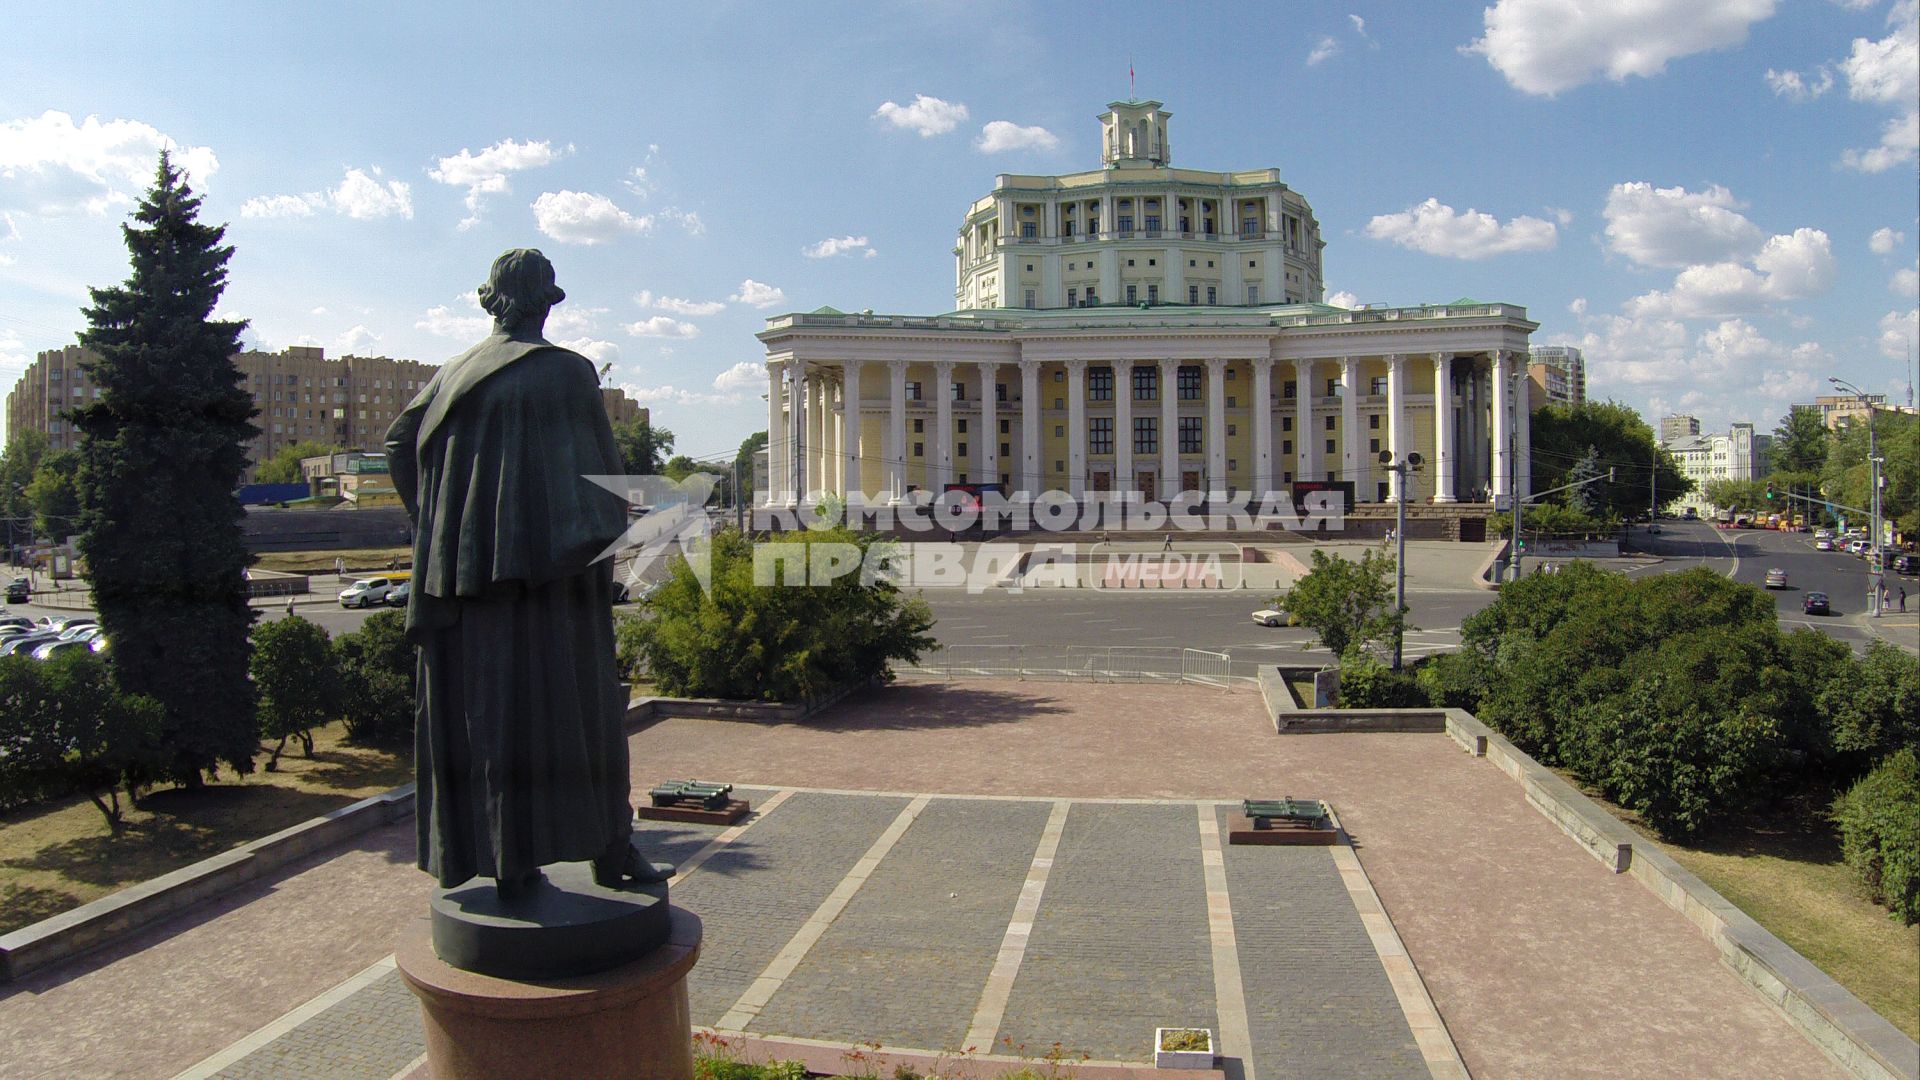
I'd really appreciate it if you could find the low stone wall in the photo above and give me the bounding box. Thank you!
[625,678,873,727]
[1441,711,1918,1080]
[1258,664,1447,733]
[0,784,416,984]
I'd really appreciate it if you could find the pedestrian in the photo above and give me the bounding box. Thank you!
[1899,586,1907,612]
[286,596,296,617]
[1881,584,1891,610]
[1162,531,1173,552]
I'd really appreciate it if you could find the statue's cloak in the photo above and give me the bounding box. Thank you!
[385,334,632,887]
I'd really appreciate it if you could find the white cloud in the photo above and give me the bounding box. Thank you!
[803,234,875,259]
[428,138,568,228]
[1325,290,1360,308]
[241,166,412,221]
[1894,266,1920,298]
[309,306,329,316]
[1841,109,1919,173]
[1870,227,1906,254]
[530,190,651,244]
[1363,197,1557,258]
[334,325,380,355]
[1878,307,1918,358]
[1466,0,1778,96]
[975,121,1060,153]
[546,305,609,337]
[1307,36,1341,65]
[1839,3,1919,171]
[625,315,701,339]
[1350,14,1371,39]
[634,291,727,317]
[873,95,969,137]
[657,208,704,235]
[1566,311,1825,399]
[416,292,491,339]
[730,279,787,308]
[1602,182,1763,268]
[1764,67,1833,101]
[1625,228,1835,318]
[0,110,218,216]
[558,337,621,365]
[712,360,764,394]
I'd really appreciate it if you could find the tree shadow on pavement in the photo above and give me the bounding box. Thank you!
[797,682,1070,732]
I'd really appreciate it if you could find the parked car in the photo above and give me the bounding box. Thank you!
[1,632,59,656]
[1813,528,1834,541]
[31,639,88,660]
[1251,609,1286,627]
[1894,554,1919,575]
[384,580,411,607]
[5,578,29,604]
[1803,591,1830,615]
[1814,537,1834,551]
[1846,539,1869,555]
[0,615,32,632]
[1682,507,1698,520]
[1764,568,1788,589]
[339,577,399,608]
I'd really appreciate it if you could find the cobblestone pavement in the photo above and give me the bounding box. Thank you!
[208,970,419,1080]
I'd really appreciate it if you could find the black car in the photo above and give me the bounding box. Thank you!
[1892,554,1918,576]
[1803,591,1830,616]
[5,579,28,604]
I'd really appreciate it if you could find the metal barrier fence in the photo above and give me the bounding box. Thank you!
[906,644,1255,686]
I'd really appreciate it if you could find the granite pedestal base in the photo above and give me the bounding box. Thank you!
[396,906,701,1080]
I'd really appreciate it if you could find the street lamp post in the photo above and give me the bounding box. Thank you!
[1829,378,1883,617]
[1379,450,1424,670]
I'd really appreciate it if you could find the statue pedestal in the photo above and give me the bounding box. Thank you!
[396,905,701,1080]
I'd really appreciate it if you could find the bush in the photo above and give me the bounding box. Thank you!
[1832,749,1920,925]
[1273,548,1403,659]
[1413,650,1488,710]
[1337,648,1425,708]
[334,609,415,745]
[1821,642,1920,769]
[628,527,935,703]
[0,653,162,828]
[251,616,342,767]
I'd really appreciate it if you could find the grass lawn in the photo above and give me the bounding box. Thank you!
[0,720,410,936]
[251,547,412,574]
[1589,781,1919,1040]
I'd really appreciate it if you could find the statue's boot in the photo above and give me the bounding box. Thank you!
[594,835,674,887]
[493,867,545,903]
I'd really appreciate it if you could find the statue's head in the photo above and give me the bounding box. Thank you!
[477,248,566,334]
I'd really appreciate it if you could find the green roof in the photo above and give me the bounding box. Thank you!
[808,305,845,316]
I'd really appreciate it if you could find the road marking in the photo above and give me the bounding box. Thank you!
[1196,805,1256,1080]
[715,795,931,1032]
[963,800,1070,1052]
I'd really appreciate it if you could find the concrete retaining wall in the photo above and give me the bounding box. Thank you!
[0,784,416,984]
[625,678,873,727]
[1258,664,1447,733]
[1441,711,1918,1080]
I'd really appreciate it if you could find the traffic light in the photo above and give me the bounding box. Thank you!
[1764,484,1776,501]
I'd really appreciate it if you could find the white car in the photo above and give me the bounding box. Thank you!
[339,577,400,608]
[1251,609,1286,627]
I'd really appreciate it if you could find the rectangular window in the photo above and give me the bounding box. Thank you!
[1133,366,1157,400]
[999,419,1009,434]
[1088,417,1113,455]
[1326,439,1336,454]
[1325,416,1336,431]
[1144,215,1160,232]
[1189,285,1199,304]
[1246,284,1259,304]
[1021,223,1035,238]
[957,442,968,457]
[1369,414,1381,429]
[1118,214,1133,232]
[953,382,964,401]
[913,419,924,433]
[1177,365,1202,401]
[1178,417,1204,453]
[1147,285,1158,304]
[913,442,923,457]
[1282,416,1292,432]
[1369,439,1380,453]
[1283,380,1296,399]
[907,381,922,400]
[995,383,1006,402]
[1227,424,1237,436]
[1282,440,1292,455]
[1326,378,1339,397]
[1000,443,1010,457]
[1024,289,1035,308]
[1088,367,1113,401]
[1206,286,1217,305]
[1134,416,1157,453]
[1126,284,1137,304]
[1243,217,1258,235]
[1370,376,1388,395]
[1068,287,1078,306]
[957,419,968,433]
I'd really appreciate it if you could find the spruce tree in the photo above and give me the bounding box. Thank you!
[74,151,259,786]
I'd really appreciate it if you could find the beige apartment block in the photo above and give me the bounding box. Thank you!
[759,100,1539,507]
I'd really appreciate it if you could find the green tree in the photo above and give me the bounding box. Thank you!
[1832,749,1920,925]
[1700,478,1769,515]
[25,449,82,540]
[612,416,674,475]
[333,609,415,744]
[733,431,769,504]
[1771,405,1828,475]
[1272,548,1405,659]
[43,652,164,829]
[251,616,341,766]
[1821,411,1918,535]
[0,658,64,811]
[1530,402,1690,516]
[72,151,259,787]
[625,526,934,702]
[254,440,343,485]
[1564,445,1603,515]
[0,430,49,532]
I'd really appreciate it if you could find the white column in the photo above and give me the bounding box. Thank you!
[1251,357,1273,498]
[933,360,954,492]
[766,362,787,506]
[1516,383,1532,499]
[888,360,907,501]
[1019,359,1041,494]
[1113,360,1133,498]
[1432,354,1456,503]
[1294,358,1315,481]
[814,374,830,501]
[1205,357,1227,499]
[1159,357,1180,499]
[977,363,997,485]
[792,367,810,501]
[826,378,843,497]
[840,360,862,503]
[1386,353,1406,502]
[1491,350,1511,502]
[1338,356,1359,494]
[1065,358,1087,498]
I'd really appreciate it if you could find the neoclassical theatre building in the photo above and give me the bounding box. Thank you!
[758,100,1537,508]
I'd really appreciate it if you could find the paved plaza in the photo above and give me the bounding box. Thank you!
[0,682,1846,1080]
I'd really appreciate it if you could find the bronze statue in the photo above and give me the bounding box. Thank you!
[387,249,665,902]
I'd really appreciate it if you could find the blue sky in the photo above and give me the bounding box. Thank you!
[2,1,1915,460]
